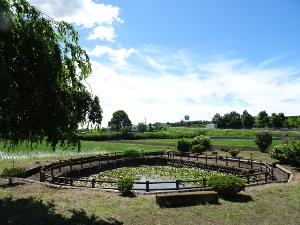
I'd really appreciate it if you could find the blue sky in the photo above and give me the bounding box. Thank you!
[30,0,300,126]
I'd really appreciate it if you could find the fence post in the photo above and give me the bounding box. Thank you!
[160,151,163,158]
[176,180,180,190]
[59,160,61,172]
[260,161,263,172]
[246,173,250,184]
[215,154,218,164]
[98,154,101,164]
[106,153,109,164]
[146,180,150,192]
[205,154,208,166]
[70,178,73,186]
[265,172,268,182]
[70,159,73,171]
[40,171,44,182]
[271,168,274,181]
[90,155,92,166]
[80,157,83,168]
[203,178,207,187]
[226,156,228,166]
[91,178,95,188]
[51,165,54,178]
[238,157,241,168]
[250,157,253,169]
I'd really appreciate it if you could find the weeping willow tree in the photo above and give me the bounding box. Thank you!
[0,0,102,150]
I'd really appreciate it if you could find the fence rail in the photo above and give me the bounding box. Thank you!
[39,151,284,192]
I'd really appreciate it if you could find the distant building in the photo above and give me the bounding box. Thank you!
[206,123,216,129]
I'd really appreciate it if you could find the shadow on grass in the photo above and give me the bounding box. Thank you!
[119,192,136,198]
[0,181,25,189]
[222,194,253,203]
[0,196,123,225]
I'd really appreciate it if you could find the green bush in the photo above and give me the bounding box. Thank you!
[255,132,272,152]
[117,177,135,195]
[191,144,206,153]
[270,141,300,166]
[0,167,26,185]
[191,135,212,150]
[207,175,246,198]
[228,149,240,157]
[123,149,141,158]
[177,139,191,152]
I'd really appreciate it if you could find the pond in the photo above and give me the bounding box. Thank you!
[74,165,225,192]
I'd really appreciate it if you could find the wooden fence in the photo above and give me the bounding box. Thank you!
[39,151,282,192]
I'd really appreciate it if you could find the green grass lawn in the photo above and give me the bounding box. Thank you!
[0,180,299,225]
[127,138,282,147]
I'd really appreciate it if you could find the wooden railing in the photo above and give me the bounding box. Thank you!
[39,151,282,192]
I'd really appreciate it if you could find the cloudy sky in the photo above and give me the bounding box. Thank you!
[29,0,300,126]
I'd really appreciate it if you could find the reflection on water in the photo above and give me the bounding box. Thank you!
[133,176,194,192]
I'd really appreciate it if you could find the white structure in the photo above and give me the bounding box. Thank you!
[206,123,216,129]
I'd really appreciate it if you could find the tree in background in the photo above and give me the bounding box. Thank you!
[108,110,132,131]
[212,113,225,128]
[270,113,285,129]
[241,110,255,129]
[137,122,147,132]
[0,0,102,150]
[223,111,242,129]
[255,111,270,128]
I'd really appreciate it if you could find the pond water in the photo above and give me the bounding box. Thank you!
[74,165,225,191]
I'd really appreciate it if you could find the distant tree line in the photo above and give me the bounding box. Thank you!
[167,120,210,128]
[212,110,300,129]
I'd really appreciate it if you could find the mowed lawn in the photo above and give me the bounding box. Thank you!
[127,138,282,147]
[0,180,299,225]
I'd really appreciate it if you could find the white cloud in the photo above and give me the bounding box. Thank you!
[90,45,135,65]
[28,0,121,41]
[86,49,300,127]
[87,26,116,41]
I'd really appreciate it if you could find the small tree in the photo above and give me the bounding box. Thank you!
[177,139,191,152]
[108,110,132,131]
[0,167,26,185]
[191,135,212,151]
[242,110,254,129]
[255,132,272,152]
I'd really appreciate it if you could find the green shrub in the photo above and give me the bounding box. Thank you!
[191,144,206,153]
[228,149,240,157]
[255,132,272,152]
[177,139,191,152]
[0,167,26,185]
[191,135,212,150]
[117,177,135,195]
[123,149,141,158]
[270,141,300,166]
[207,175,246,198]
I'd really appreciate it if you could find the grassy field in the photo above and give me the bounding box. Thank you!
[0,180,299,225]
[127,138,282,147]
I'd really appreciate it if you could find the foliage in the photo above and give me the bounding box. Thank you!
[255,132,272,152]
[270,141,300,166]
[255,111,270,128]
[117,177,134,195]
[191,135,212,150]
[228,149,240,157]
[207,175,246,198]
[0,0,102,150]
[242,110,255,129]
[108,110,132,131]
[0,167,26,185]
[270,113,285,129]
[152,122,166,131]
[177,139,191,152]
[212,111,242,129]
[191,144,206,153]
[123,149,141,158]
[137,122,147,132]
